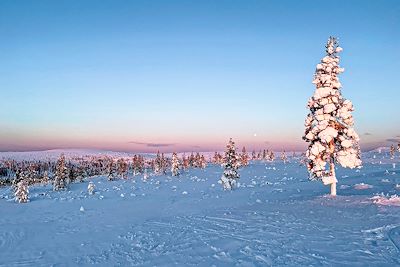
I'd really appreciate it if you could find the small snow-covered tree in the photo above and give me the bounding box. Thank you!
[240,146,249,166]
[42,171,49,185]
[117,158,128,179]
[213,152,223,164]
[182,154,190,170]
[397,143,400,153]
[200,155,207,169]
[154,151,162,175]
[15,179,29,203]
[53,154,69,191]
[107,159,117,181]
[76,166,86,183]
[280,150,287,163]
[12,169,21,189]
[171,152,180,176]
[219,138,240,190]
[251,150,256,160]
[262,149,267,160]
[87,181,95,195]
[267,150,275,162]
[143,169,149,181]
[303,37,362,196]
[390,145,395,159]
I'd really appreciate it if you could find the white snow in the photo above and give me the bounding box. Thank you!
[371,194,400,206]
[0,150,399,266]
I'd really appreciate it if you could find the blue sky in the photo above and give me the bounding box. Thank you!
[0,0,399,152]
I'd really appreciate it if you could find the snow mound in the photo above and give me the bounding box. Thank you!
[371,194,400,206]
[354,183,373,190]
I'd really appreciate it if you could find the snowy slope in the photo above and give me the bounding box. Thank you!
[0,153,400,266]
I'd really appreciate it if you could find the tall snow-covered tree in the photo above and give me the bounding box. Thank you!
[219,138,240,190]
[15,179,29,203]
[53,154,69,191]
[303,37,361,196]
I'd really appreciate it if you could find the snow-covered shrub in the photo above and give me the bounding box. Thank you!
[303,37,362,196]
[87,181,95,195]
[219,138,240,190]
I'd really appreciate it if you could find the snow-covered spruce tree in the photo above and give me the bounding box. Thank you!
[53,154,69,191]
[280,150,287,163]
[12,169,21,189]
[268,151,275,162]
[15,179,29,203]
[219,138,240,190]
[303,37,361,196]
[171,152,180,176]
[107,159,117,181]
[182,154,190,170]
[76,166,85,183]
[262,149,267,160]
[154,151,162,175]
[143,169,149,181]
[200,155,207,169]
[117,158,128,179]
[390,145,395,159]
[42,171,49,185]
[240,146,249,166]
[397,143,400,153]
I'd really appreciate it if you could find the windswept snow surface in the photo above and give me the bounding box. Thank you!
[1,152,400,266]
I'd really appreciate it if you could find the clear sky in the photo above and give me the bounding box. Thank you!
[0,0,399,152]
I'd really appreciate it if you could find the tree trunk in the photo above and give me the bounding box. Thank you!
[329,140,337,196]
[330,162,337,196]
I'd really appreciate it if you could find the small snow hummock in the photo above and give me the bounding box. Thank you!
[80,206,85,212]
[371,194,400,206]
[354,183,373,190]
